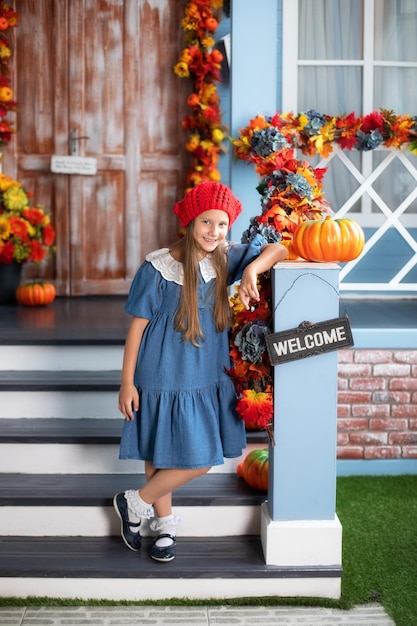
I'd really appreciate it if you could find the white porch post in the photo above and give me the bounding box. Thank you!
[261,262,343,595]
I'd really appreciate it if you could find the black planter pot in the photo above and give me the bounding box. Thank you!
[0,260,23,304]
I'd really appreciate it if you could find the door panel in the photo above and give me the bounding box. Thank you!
[5,0,188,295]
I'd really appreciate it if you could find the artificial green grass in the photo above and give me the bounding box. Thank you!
[336,475,417,626]
[0,475,416,625]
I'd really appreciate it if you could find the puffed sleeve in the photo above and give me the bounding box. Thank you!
[226,233,268,285]
[124,261,163,319]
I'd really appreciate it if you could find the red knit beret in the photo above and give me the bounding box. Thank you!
[174,181,242,228]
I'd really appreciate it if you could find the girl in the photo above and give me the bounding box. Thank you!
[114,181,287,562]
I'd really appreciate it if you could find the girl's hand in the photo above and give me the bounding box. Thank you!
[118,384,139,421]
[238,243,288,310]
[238,267,260,310]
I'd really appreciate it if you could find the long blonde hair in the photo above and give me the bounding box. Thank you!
[171,222,231,346]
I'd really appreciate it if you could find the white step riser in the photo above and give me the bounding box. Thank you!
[0,391,119,418]
[0,443,258,474]
[0,505,261,537]
[0,577,341,601]
[0,346,123,371]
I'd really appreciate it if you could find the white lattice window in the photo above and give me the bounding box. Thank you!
[282,0,417,292]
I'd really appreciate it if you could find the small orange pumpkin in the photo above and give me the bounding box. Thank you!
[16,282,56,307]
[292,215,365,263]
[237,448,269,491]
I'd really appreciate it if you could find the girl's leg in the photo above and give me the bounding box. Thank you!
[140,465,211,507]
[114,464,211,559]
[141,464,210,562]
[144,461,172,518]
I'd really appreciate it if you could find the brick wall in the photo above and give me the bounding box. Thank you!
[337,349,417,460]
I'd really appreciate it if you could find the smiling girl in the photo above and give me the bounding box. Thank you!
[113,181,287,563]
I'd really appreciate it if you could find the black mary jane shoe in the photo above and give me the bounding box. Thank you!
[113,492,142,552]
[150,533,177,562]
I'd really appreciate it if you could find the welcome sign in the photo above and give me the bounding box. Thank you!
[265,316,354,365]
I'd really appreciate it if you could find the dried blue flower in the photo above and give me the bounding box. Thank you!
[356,129,383,151]
[257,171,288,211]
[285,173,313,200]
[251,127,291,157]
[241,218,282,244]
[234,321,269,363]
[303,109,327,136]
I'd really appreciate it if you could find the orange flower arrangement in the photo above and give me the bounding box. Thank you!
[174,0,227,189]
[0,174,56,264]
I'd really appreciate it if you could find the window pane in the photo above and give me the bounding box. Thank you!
[374,67,417,110]
[372,152,417,216]
[322,152,363,216]
[299,0,363,60]
[374,0,417,61]
[298,67,362,113]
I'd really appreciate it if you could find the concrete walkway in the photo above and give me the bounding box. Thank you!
[0,604,395,625]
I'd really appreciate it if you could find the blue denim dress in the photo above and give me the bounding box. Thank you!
[119,234,266,468]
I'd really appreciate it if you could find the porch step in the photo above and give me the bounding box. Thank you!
[0,296,129,346]
[0,472,266,537]
[0,418,123,443]
[0,535,342,601]
[0,418,266,445]
[2,298,317,600]
[0,473,265,508]
[0,370,120,391]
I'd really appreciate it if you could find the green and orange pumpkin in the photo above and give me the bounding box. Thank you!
[237,448,269,491]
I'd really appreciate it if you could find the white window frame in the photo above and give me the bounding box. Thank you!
[282,0,417,293]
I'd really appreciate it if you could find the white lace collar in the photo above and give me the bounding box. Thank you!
[145,248,216,285]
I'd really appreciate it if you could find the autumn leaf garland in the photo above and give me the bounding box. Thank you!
[174,0,226,189]
[0,2,18,146]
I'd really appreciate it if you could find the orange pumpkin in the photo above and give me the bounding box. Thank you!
[292,215,365,263]
[237,448,269,491]
[16,282,56,307]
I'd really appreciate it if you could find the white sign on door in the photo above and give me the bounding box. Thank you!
[51,155,97,176]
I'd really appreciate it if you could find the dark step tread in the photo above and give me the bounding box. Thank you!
[0,418,123,443]
[0,370,120,391]
[0,296,129,346]
[0,418,267,445]
[0,473,267,507]
[0,535,341,579]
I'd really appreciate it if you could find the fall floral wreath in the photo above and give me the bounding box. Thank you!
[228,108,417,430]
[0,173,56,264]
[174,0,226,190]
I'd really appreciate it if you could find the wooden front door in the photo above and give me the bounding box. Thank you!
[5,0,188,295]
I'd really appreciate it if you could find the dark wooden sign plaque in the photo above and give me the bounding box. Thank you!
[265,316,354,366]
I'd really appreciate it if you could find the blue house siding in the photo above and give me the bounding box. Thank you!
[224,1,417,476]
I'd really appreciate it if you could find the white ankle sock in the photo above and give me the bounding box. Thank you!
[124,490,154,530]
[150,514,178,548]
